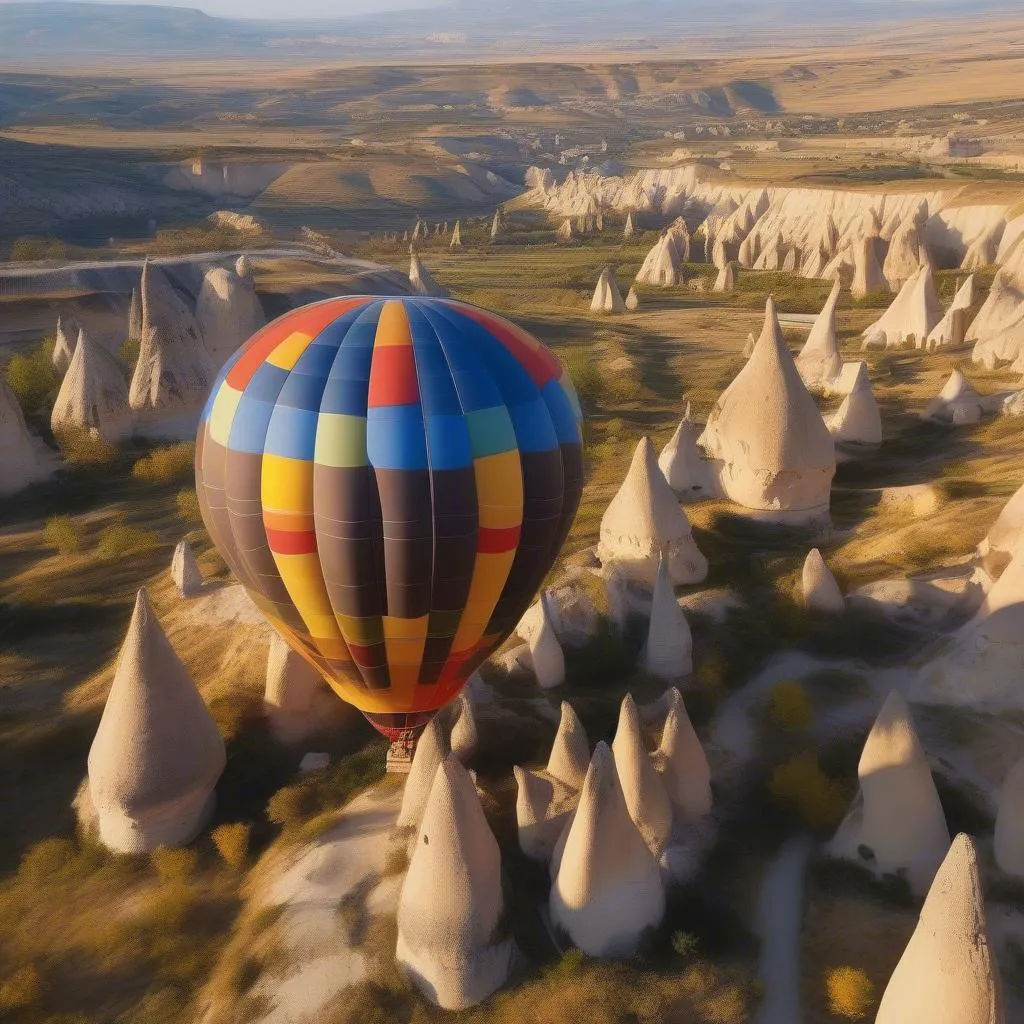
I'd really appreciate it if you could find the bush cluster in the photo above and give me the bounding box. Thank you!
[97,524,159,559]
[43,515,85,555]
[825,965,875,1020]
[132,443,196,485]
[6,342,59,415]
[769,752,846,829]
[768,681,814,731]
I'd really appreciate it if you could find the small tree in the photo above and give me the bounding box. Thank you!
[826,965,874,1020]
[212,823,251,870]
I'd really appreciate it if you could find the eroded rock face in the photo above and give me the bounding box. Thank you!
[635,235,679,287]
[796,278,842,391]
[651,689,711,822]
[85,588,226,854]
[194,261,265,371]
[921,370,984,425]
[550,742,665,956]
[862,265,943,350]
[598,437,708,587]
[829,691,950,894]
[978,480,1024,579]
[1,372,51,497]
[875,834,1005,1024]
[397,717,450,831]
[397,756,514,1010]
[927,274,974,351]
[698,297,835,521]
[658,405,712,500]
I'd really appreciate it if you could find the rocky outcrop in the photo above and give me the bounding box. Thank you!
[83,588,226,853]
[397,756,515,1010]
[921,370,984,424]
[550,742,665,956]
[875,834,1004,1024]
[862,265,942,349]
[801,548,844,612]
[590,266,626,313]
[698,297,835,522]
[409,255,449,297]
[657,405,712,500]
[828,361,882,446]
[598,436,708,587]
[194,258,265,371]
[927,274,974,351]
[51,328,133,443]
[829,691,949,894]
[652,689,712,822]
[51,315,76,374]
[397,717,450,831]
[978,481,1024,579]
[170,539,203,597]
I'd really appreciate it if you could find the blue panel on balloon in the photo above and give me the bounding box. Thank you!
[541,380,582,445]
[264,404,320,461]
[367,405,429,470]
[508,396,558,452]
[425,415,473,470]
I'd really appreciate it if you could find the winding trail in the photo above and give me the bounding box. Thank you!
[753,836,814,1024]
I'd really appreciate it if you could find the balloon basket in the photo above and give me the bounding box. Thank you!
[386,730,418,774]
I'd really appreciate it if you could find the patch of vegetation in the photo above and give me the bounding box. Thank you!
[132,443,196,485]
[825,965,875,1019]
[769,752,846,829]
[9,236,70,262]
[96,523,160,559]
[5,341,59,416]
[768,681,814,731]
[53,427,118,466]
[119,337,140,369]
[43,515,85,555]
[211,823,250,870]
[151,846,198,883]
[176,488,203,523]
[0,963,44,1013]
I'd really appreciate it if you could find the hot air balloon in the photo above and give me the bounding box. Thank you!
[195,295,583,741]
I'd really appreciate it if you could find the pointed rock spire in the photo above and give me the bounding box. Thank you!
[52,315,76,375]
[625,285,639,311]
[128,288,143,345]
[698,297,835,520]
[643,553,693,678]
[170,539,203,597]
[883,213,932,288]
[742,331,756,358]
[408,254,449,297]
[862,265,943,350]
[612,694,672,857]
[590,266,626,313]
[598,437,708,587]
[555,218,574,242]
[623,212,635,239]
[51,328,133,443]
[130,258,212,429]
[450,221,462,249]
[195,260,265,371]
[397,756,514,1009]
[852,234,888,298]
[978,480,1024,579]
[658,405,711,498]
[875,834,1005,1024]
[0,375,49,496]
[829,691,949,894]
[397,716,451,830]
[546,701,590,790]
[448,693,479,763]
[802,548,844,612]
[927,274,975,351]
[550,742,665,956]
[712,261,735,292]
[85,588,225,853]
[635,235,679,287]
[529,591,565,690]
[796,278,842,389]
[829,361,882,445]
[652,688,711,820]
[264,631,323,715]
[922,369,984,424]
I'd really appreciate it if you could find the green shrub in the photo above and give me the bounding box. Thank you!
[9,236,69,261]
[212,823,250,870]
[826,966,875,1020]
[769,753,846,829]
[266,785,312,827]
[769,681,814,731]
[53,427,118,466]
[119,337,140,368]
[43,515,85,555]
[545,947,585,979]
[151,846,198,882]
[6,344,59,415]
[97,524,159,559]
[132,443,196,485]
[0,963,44,1012]
[671,931,699,959]
[176,488,202,523]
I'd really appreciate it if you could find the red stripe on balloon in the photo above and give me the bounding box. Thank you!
[477,524,521,553]
[368,343,419,407]
[265,527,318,555]
[226,297,370,391]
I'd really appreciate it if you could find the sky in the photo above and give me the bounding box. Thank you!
[14,0,448,16]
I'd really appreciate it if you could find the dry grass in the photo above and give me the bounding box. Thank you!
[176,488,203,524]
[96,524,159,559]
[131,443,196,485]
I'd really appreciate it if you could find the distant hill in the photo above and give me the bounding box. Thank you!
[0,0,1019,61]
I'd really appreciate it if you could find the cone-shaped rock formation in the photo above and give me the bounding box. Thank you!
[652,689,712,821]
[170,539,203,597]
[829,362,882,445]
[796,278,842,390]
[643,554,693,678]
[590,266,626,313]
[802,548,844,612]
[51,328,133,443]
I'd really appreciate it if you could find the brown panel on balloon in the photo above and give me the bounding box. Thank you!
[375,467,433,619]
[314,464,386,619]
[429,465,478,612]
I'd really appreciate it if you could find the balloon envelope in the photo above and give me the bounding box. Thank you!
[195,295,583,738]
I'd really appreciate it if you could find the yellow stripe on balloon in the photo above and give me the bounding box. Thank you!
[449,548,518,656]
[266,330,314,370]
[383,615,429,708]
[375,300,413,347]
[473,449,524,529]
[208,383,242,447]
[261,453,313,515]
